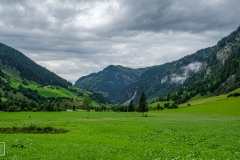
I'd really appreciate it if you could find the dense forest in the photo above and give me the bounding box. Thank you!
[74,65,149,102]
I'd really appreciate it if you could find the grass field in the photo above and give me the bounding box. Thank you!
[0,95,240,160]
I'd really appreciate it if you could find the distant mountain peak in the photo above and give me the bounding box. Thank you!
[74,65,149,102]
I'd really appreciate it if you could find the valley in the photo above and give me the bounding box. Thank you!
[0,15,239,160]
[77,26,240,105]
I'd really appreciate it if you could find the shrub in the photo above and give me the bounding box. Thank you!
[0,124,69,134]
[227,93,240,97]
[32,108,38,112]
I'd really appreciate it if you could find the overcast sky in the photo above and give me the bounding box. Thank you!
[0,0,239,83]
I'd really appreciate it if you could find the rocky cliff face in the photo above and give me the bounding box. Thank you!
[116,26,240,104]
[116,47,215,103]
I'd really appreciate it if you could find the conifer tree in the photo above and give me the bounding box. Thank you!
[128,100,134,112]
[138,92,148,117]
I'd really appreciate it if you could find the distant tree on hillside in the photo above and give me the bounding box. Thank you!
[72,105,76,111]
[156,103,161,110]
[138,92,148,117]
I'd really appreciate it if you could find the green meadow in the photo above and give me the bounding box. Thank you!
[1,66,91,99]
[1,66,101,107]
[0,94,240,159]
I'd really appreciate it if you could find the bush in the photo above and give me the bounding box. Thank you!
[32,108,38,112]
[164,102,170,109]
[227,92,240,98]
[0,124,69,134]
[171,102,178,109]
[234,93,240,97]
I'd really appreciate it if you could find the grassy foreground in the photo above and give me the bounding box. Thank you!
[0,97,240,159]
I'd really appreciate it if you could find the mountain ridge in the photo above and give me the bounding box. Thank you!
[0,42,109,112]
[74,65,150,102]
[0,42,72,88]
[74,26,240,104]
[117,26,240,104]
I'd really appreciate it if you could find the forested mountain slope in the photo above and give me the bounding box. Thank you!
[0,43,109,112]
[0,43,72,88]
[116,26,240,104]
[74,65,149,102]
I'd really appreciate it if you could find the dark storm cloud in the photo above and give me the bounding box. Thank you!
[0,0,239,83]
[95,0,240,36]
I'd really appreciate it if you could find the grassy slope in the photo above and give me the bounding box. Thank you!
[0,89,239,159]
[1,66,100,107]
[150,88,240,115]
[176,88,240,115]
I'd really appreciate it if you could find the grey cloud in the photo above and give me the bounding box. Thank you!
[0,2,49,30]
[0,0,239,83]
[94,0,240,37]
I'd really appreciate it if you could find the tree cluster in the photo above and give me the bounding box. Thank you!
[90,92,111,104]
[0,97,69,112]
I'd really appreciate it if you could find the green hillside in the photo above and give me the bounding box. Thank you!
[74,65,149,102]
[0,42,72,88]
[0,65,102,110]
[0,46,109,112]
[177,88,240,115]
[150,88,240,116]
[117,26,240,104]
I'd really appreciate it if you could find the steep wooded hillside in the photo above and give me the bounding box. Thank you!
[0,43,72,88]
[74,65,149,102]
[116,26,240,104]
[0,43,109,112]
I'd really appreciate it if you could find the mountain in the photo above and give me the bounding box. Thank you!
[116,47,216,103]
[74,65,149,102]
[0,42,108,112]
[0,43,72,88]
[116,26,240,104]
